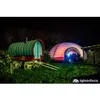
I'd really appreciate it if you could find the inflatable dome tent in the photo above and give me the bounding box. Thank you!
[8,39,45,61]
[49,42,87,62]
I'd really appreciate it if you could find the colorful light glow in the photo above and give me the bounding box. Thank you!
[67,53,70,57]
[67,51,73,57]
[69,59,72,63]
[66,51,78,57]
[49,42,87,61]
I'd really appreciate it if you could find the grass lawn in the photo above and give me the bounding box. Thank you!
[0,62,100,83]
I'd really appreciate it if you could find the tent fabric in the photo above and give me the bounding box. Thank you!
[49,42,87,61]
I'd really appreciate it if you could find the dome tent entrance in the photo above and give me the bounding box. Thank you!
[64,47,81,62]
[8,39,45,61]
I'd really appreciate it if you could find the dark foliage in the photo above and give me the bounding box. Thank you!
[0,62,100,83]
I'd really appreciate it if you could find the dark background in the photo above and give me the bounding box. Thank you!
[0,17,100,50]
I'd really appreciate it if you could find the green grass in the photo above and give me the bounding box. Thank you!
[0,62,99,83]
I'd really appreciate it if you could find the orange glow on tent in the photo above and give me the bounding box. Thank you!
[49,42,87,61]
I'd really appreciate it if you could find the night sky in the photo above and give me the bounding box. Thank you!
[0,17,100,50]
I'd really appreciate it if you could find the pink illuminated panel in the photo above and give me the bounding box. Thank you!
[49,42,86,61]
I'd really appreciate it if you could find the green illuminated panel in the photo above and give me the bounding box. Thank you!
[34,42,38,59]
[37,41,42,58]
[8,40,43,58]
[34,41,42,59]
